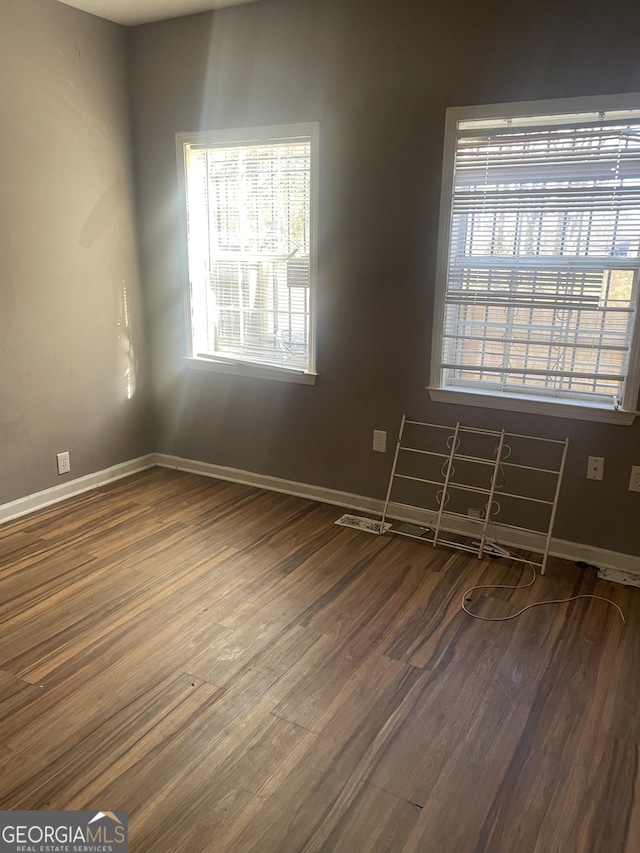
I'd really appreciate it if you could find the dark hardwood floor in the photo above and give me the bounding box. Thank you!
[0,467,638,852]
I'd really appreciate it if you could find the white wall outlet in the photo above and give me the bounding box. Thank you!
[56,451,71,475]
[586,456,604,481]
[629,465,640,492]
[373,429,387,453]
[467,507,485,519]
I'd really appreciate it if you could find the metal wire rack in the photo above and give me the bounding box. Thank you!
[381,416,569,574]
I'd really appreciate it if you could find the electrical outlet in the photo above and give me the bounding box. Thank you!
[629,465,640,492]
[467,507,485,519]
[373,429,387,453]
[56,451,70,475]
[586,456,604,481]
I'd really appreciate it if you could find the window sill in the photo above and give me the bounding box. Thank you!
[184,356,317,385]
[428,386,636,425]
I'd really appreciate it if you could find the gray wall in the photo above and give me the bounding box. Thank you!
[128,0,640,556]
[129,0,640,555]
[5,0,638,556]
[0,0,152,504]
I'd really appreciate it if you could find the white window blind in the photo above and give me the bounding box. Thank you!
[179,124,317,375]
[434,99,640,412]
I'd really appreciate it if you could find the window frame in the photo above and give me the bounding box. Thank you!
[429,93,640,424]
[176,122,319,385]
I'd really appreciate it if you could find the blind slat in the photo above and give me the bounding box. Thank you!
[441,363,625,381]
[442,334,629,352]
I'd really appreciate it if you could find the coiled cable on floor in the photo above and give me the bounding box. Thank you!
[462,558,626,624]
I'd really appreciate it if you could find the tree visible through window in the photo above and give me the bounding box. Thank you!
[178,124,318,376]
[431,97,640,416]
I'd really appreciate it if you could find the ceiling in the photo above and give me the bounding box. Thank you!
[56,0,260,27]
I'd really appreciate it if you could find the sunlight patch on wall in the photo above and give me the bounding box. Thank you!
[119,283,136,400]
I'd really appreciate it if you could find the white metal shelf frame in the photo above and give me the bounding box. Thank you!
[381,416,569,574]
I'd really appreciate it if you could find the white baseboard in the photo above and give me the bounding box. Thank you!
[0,455,155,526]
[2,451,638,587]
[153,453,640,582]
[595,567,640,589]
[150,453,383,515]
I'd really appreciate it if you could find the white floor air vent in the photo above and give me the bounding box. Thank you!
[334,514,391,535]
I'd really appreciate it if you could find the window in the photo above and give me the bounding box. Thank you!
[177,123,318,383]
[430,95,640,423]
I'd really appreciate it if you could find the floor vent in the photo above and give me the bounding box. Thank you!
[334,514,390,535]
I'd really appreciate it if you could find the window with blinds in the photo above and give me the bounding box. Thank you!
[178,124,318,376]
[432,97,640,417]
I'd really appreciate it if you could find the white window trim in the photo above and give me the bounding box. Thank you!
[428,387,635,425]
[429,92,640,424]
[176,122,319,384]
[183,355,317,384]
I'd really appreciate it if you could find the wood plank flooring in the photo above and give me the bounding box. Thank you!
[0,467,638,852]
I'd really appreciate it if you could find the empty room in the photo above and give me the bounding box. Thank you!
[1,0,639,850]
